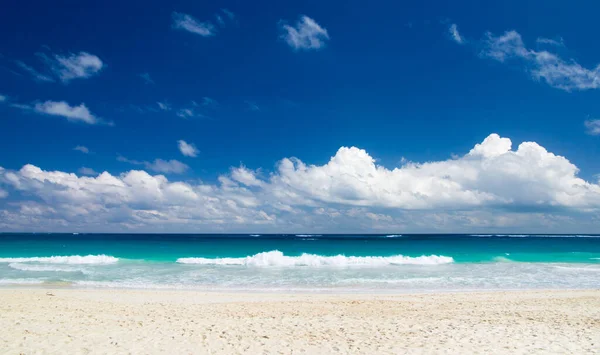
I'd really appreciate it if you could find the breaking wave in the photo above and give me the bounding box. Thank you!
[0,255,118,264]
[176,250,454,267]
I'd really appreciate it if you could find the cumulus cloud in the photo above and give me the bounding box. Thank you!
[34,101,100,125]
[475,30,600,91]
[178,140,199,157]
[231,166,264,187]
[585,119,600,135]
[74,146,90,154]
[449,24,464,44]
[1,134,600,232]
[280,15,329,51]
[172,12,215,37]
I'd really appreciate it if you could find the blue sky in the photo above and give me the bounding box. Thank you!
[1,0,599,233]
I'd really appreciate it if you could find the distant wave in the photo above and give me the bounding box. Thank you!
[249,234,261,237]
[470,234,600,238]
[0,255,118,264]
[295,234,323,237]
[384,234,403,238]
[176,250,453,267]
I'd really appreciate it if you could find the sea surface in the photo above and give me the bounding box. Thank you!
[1,233,599,292]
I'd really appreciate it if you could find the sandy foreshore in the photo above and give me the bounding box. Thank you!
[1,289,598,354]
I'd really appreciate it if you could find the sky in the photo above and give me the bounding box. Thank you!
[0,0,600,233]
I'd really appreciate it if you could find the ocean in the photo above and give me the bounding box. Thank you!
[1,233,599,292]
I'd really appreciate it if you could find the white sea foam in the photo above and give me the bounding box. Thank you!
[384,234,403,238]
[176,250,454,267]
[0,255,118,264]
[295,234,322,237]
[0,278,45,285]
[8,263,91,274]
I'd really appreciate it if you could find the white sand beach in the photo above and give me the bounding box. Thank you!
[1,289,598,354]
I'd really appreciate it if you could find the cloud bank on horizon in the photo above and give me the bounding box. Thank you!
[0,134,598,233]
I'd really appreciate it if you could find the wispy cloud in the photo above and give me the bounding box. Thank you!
[73,145,90,154]
[245,100,260,111]
[449,24,464,44]
[15,60,55,82]
[157,102,171,111]
[16,51,103,83]
[536,37,564,47]
[178,140,199,157]
[118,155,189,174]
[585,119,600,135]
[78,167,97,176]
[451,26,600,91]
[172,12,215,37]
[0,94,6,102]
[280,15,329,51]
[34,101,102,125]
[38,51,104,83]
[222,9,235,21]
[176,108,195,118]
[139,72,154,84]
[201,97,218,107]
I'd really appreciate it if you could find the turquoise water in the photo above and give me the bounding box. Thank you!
[1,234,599,292]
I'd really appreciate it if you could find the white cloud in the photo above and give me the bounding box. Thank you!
[269,133,600,210]
[280,15,329,51]
[536,37,564,47]
[176,108,195,118]
[74,146,90,154]
[449,24,464,44]
[157,101,171,111]
[178,140,199,157]
[118,156,189,174]
[39,51,104,83]
[78,167,98,176]
[139,72,154,84]
[0,94,6,102]
[2,134,600,232]
[34,101,99,125]
[231,166,264,187]
[477,30,600,91]
[0,188,7,199]
[172,12,215,37]
[585,119,600,136]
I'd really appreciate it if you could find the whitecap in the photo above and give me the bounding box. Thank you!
[0,255,118,264]
[176,250,453,267]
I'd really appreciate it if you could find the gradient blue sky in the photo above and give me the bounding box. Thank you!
[1,0,599,233]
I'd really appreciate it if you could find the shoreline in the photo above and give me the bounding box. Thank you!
[1,283,600,294]
[2,288,599,353]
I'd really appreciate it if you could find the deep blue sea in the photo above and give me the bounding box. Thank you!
[1,233,599,292]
